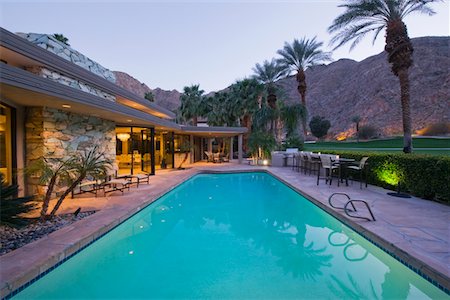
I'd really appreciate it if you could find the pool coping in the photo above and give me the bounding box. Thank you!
[1,167,449,298]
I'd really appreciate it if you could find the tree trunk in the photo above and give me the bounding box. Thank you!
[241,114,252,153]
[397,69,413,153]
[385,19,414,153]
[296,69,308,137]
[40,174,58,219]
[50,175,85,216]
[178,152,189,169]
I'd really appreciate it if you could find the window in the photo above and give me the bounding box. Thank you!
[0,103,13,185]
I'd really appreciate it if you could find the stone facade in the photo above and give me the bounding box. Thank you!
[16,32,116,83]
[25,107,116,197]
[26,66,116,102]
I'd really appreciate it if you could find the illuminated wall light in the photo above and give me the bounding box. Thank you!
[263,159,269,166]
[62,104,71,108]
[126,119,132,122]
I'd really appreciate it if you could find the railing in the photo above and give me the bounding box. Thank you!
[328,193,376,221]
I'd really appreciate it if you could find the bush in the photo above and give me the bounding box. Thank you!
[283,134,304,150]
[312,150,450,204]
[309,116,331,139]
[417,122,450,136]
[358,125,378,140]
[248,131,276,159]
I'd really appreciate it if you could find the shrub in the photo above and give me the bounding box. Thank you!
[248,131,276,159]
[357,125,378,140]
[312,150,450,204]
[284,134,304,150]
[0,174,36,227]
[309,116,331,139]
[417,122,450,136]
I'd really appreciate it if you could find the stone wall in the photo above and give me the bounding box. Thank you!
[27,66,116,102]
[25,107,116,197]
[17,32,116,83]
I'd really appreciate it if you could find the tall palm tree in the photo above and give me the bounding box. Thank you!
[252,59,285,109]
[277,37,332,137]
[178,84,205,126]
[328,0,443,153]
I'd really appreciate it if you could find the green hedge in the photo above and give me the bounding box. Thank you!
[314,150,450,204]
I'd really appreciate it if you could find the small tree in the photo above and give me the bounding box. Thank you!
[50,146,112,216]
[177,139,191,170]
[144,92,155,102]
[248,131,276,160]
[0,174,36,227]
[352,115,362,142]
[53,33,70,46]
[284,134,304,150]
[309,116,331,140]
[358,125,378,140]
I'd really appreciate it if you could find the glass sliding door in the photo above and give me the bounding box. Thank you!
[0,103,14,185]
[141,129,152,174]
[154,131,174,170]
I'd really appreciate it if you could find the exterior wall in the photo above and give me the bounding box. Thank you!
[16,32,116,83]
[26,66,116,102]
[25,107,116,197]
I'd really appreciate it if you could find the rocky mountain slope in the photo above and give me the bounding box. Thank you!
[278,36,449,137]
[114,71,181,112]
[115,36,449,137]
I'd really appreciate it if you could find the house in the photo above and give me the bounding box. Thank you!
[0,27,246,196]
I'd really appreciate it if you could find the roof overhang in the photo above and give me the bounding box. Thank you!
[0,27,176,120]
[0,63,180,130]
[180,125,247,137]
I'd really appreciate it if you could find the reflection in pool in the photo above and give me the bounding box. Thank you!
[15,172,447,299]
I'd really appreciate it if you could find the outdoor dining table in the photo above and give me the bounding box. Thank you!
[331,157,356,186]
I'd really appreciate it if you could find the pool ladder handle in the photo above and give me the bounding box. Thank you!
[328,193,376,221]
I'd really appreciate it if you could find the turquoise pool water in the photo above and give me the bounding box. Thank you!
[15,172,447,299]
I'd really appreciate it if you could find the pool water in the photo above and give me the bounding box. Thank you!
[15,173,448,299]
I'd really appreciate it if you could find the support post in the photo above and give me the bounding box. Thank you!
[208,138,213,153]
[190,135,194,164]
[230,136,234,161]
[238,134,243,164]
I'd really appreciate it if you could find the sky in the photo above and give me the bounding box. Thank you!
[0,0,448,93]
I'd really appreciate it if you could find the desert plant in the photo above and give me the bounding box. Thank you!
[26,158,73,219]
[49,146,112,216]
[252,59,285,109]
[53,33,70,46]
[352,115,362,142]
[0,174,36,227]
[144,91,155,102]
[178,84,206,126]
[248,131,276,159]
[358,125,378,140]
[277,37,332,136]
[284,134,304,150]
[417,122,450,136]
[309,116,331,140]
[328,0,444,153]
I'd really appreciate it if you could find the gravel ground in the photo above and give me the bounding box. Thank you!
[0,211,96,256]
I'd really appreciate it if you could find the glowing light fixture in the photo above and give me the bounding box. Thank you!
[263,159,269,166]
[117,133,130,142]
[62,104,71,108]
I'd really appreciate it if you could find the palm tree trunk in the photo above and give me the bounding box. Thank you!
[50,175,85,216]
[296,69,308,137]
[40,175,57,219]
[397,68,413,153]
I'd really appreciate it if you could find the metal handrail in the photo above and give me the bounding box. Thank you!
[328,193,376,221]
[328,193,356,212]
[344,200,376,221]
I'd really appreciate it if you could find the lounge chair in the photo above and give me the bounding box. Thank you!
[130,173,151,187]
[101,176,131,195]
[71,177,102,198]
[205,151,214,162]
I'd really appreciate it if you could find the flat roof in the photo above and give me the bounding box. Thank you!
[0,27,176,120]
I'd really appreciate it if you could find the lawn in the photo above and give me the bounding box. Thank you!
[304,137,450,156]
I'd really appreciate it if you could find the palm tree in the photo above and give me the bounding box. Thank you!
[352,115,362,142]
[328,0,443,153]
[49,146,112,216]
[178,84,205,126]
[252,59,285,109]
[277,37,332,137]
[53,33,70,46]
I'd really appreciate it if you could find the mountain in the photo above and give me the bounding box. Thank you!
[277,36,449,137]
[114,36,449,138]
[114,71,181,112]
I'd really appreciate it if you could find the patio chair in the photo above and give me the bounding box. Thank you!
[306,152,321,175]
[205,151,214,163]
[346,157,369,188]
[129,173,151,187]
[71,176,103,198]
[101,172,131,195]
[222,153,230,162]
[317,155,339,185]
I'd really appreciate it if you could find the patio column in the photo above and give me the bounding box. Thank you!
[208,138,213,153]
[230,136,234,161]
[190,135,194,164]
[238,134,243,164]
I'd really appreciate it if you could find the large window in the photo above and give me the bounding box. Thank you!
[116,126,154,175]
[0,103,14,185]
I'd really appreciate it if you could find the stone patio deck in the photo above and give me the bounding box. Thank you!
[1,162,449,297]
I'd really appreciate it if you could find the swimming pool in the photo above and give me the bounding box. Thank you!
[14,172,448,299]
